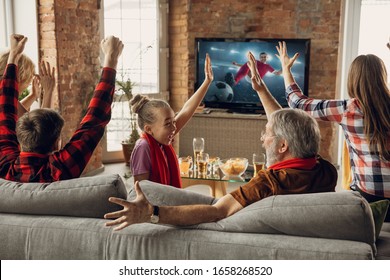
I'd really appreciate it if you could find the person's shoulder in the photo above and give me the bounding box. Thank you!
[134,138,150,150]
[316,156,337,173]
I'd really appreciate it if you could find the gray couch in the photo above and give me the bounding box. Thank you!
[0,174,389,260]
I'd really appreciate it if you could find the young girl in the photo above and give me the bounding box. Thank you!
[130,54,213,188]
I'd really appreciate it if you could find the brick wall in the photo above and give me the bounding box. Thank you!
[36,0,342,168]
[37,0,102,174]
[170,0,342,163]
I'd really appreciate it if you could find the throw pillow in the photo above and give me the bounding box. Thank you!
[370,200,390,240]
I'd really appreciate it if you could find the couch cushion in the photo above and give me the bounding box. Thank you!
[131,182,376,254]
[376,222,390,260]
[131,180,217,206]
[198,191,375,252]
[0,174,127,218]
[370,200,390,240]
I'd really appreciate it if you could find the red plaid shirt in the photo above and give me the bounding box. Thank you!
[286,82,390,197]
[0,64,116,182]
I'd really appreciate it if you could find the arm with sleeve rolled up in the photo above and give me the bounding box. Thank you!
[275,41,347,122]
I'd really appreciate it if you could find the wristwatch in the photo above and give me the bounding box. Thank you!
[150,205,160,224]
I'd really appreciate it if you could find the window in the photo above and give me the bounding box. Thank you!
[0,0,9,49]
[0,0,39,66]
[337,0,390,177]
[358,0,390,84]
[101,0,168,163]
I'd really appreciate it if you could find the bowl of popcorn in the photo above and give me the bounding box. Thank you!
[219,157,248,178]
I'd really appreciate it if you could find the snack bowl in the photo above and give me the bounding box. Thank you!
[219,157,248,177]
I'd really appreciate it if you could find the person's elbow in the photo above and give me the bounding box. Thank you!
[212,194,243,222]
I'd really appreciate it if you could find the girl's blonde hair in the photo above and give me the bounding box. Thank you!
[0,51,35,89]
[347,54,390,160]
[130,94,171,131]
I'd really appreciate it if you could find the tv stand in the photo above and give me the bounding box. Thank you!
[178,111,267,160]
[226,108,265,115]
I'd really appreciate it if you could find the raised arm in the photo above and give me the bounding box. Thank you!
[51,36,124,180]
[19,76,40,112]
[0,34,28,161]
[247,51,281,117]
[104,181,243,230]
[39,61,55,108]
[275,41,299,89]
[232,61,243,67]
[174,53,213,133]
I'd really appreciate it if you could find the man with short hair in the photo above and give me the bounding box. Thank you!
[104,51,337,230]
[0,34,123,182]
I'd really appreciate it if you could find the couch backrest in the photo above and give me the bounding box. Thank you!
[0,174,127,218]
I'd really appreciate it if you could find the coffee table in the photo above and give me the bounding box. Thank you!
[181,172,249,198]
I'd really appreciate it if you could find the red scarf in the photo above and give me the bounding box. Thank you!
[142,133,182,188]
[268,157,317,170]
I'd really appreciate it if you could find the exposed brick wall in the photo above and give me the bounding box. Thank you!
[170,0,342,163]
[36,0,341,169]
[37,0,102,174]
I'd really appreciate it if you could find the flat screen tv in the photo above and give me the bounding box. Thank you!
[195,38,310,114]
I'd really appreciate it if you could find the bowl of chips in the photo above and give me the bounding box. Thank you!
[219,157,248,177]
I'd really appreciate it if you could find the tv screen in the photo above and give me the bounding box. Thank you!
[195,38,310,114]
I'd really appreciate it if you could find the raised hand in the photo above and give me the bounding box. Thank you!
[39,61,55,108]
[101,35,124,69]
[31,76,40,100]
[275,41,299,71]
[247,51,265,93]
[104,181,152,231]
[204,53,214,82]
[7,34,28,64]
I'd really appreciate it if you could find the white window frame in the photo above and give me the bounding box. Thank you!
[100,0,169,163]
[336,0,361,169]
[0,0,38,66]
[0,0,13,50]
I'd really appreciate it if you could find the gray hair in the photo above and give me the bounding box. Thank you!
[130,94,171,131]
[269,109,320,158]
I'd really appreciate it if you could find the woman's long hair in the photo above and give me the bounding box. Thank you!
[347,54,390,160]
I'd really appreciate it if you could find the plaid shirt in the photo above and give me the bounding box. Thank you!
[286,82,390,197]
[0,64,116,182]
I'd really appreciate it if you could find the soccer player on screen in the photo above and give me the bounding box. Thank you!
[232,52,282,84]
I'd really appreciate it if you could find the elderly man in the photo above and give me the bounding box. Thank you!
[104,51,337,230]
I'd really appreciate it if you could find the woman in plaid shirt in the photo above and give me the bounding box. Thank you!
[276,41,390,221]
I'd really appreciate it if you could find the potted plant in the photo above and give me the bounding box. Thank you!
[115,76,139,165]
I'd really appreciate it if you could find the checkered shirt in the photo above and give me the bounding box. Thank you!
[286,82,390,197]
[0,64,116,182]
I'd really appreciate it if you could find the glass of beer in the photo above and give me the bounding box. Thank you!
[197,152,209,178]
[178,156,192,176]
[193,137,205,171]
[253,153,266,177]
